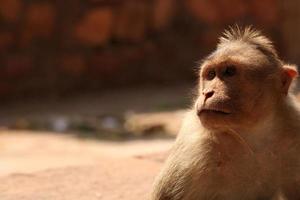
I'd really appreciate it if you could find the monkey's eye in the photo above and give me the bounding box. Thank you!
[206,70,216,80]
[223,66,236,77]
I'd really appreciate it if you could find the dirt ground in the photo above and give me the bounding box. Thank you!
[0,131,173,200]
[0,85,191,200]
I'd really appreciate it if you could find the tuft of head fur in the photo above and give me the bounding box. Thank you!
[218,25,278,59]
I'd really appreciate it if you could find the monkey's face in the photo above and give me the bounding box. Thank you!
[196,44,282,131]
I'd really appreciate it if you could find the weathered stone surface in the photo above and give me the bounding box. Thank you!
[0,0,294,98]
[184,0,247,23]
[125,110,185,136]
[281,0,300,64]
[0,82,11,95]
[250,0,279,25]
[0,0,22,22]
[0,31,14,51]
[60,54,86,76]
[3,55,32,78]
[152,0,175,30]
[113,1,150,42]
[88,51,121,76]
[75,8,113,46]
[21,3,56,46]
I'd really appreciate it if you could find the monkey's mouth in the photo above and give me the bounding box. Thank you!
[198,109,231,116]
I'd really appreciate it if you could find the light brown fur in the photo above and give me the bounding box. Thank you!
[151,27,300,200]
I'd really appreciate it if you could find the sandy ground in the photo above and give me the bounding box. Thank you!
[0,85,193,199]
[0,130,173,200]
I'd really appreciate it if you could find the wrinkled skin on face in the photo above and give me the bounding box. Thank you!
[196,41,282,131]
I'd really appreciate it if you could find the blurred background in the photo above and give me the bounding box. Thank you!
[0,0,299,98]
[0,1,300,199]
[0,0,299,136]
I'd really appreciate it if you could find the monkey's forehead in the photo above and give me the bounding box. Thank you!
[202,41,272,68]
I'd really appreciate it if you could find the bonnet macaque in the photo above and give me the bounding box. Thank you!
[151,27,300,200]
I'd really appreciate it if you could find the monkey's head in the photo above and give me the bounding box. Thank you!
[196,27,298,131]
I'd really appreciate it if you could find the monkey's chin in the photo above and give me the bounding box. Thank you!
[198,112,234,130]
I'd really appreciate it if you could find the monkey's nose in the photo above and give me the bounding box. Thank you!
[203,90,214,99]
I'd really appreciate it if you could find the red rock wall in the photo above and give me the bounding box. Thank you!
[0,0,296,98]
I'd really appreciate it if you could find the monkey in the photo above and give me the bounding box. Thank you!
[151,26,300,200]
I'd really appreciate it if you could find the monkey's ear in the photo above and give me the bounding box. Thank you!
[281,64,298,95]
